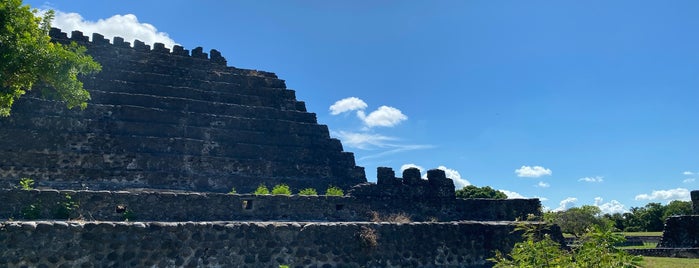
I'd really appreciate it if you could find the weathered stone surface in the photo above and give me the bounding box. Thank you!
[0,28,366,193]
[0,220,561,267]
[0,188,540,222]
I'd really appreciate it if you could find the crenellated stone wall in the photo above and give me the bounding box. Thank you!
[0,220,560,268]
[0,28,366,193]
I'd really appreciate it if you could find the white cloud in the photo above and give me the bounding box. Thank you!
[684,171,695,176]
[435,166,470,189]
[357,106,407,128]
[400,164,424,173]
[332,131,395,150]
[594,197,627,214]
[536,181,550,188]
[534,196,549,202]
[515,165,552,178]
[48,10,177,48]
[635,188,691,202]
[683,178,696,183]
[578,176,604,183]
[329,97,367,115]
[500,190,526,199]
[553,197,577,212]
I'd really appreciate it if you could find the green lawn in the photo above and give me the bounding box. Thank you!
[642,256,699,268]
[617,242,657,250]
[616,232,663,237]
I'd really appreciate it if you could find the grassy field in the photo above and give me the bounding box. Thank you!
[618,232,663,237]
[617,242,657,249]
[641,256,699,267]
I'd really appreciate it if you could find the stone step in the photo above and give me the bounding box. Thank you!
[0,129,354,166]
[84,80,305,111]
[87,67,292,98]
[3,115,343,150]
[10,98,329,138]
[15,96,318,125]
[86,90,305,119]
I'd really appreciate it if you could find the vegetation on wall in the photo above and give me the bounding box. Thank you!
[0,0,101,116]
[325,186,344,196]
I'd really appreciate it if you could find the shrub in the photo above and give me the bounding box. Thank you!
[271,184,291,195]
[298,188,318,196]
[357,226,379,248]
[122,209,136,221]
[19,177,34,190]
[253,184,269,195]
[325,186,344,196]
[369,211,412,223]
[53,194,79,219]
[228,187,237,194]
[21,203,41,219]
[490,223,643,267]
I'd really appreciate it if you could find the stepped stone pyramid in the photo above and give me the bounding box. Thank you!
[0,28,366,193]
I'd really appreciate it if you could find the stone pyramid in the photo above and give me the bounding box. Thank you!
[0,28,366,193]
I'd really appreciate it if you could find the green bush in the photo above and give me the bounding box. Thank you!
[19,177,34,190]
[298,188,318,196]
[490,224,642,267]
[53,194,79,219]
[228,187,237,194]
[253,184,270,195]
[325,186,344,196]
[271,184,291,195]
[122,209,136,221]
[21,203,41,219]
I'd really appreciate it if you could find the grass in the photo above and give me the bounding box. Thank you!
[617,231,663,237]
[617,242,657,249]
[642,256,699,268]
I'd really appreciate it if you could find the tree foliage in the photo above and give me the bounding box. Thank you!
[0,0,101,116]
[602,201,692,232]
[548,205,610,237]
[455,185,507,199]
[491,223,642,268]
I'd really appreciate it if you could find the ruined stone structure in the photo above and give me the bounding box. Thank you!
[657,190,699,249]
[0,28,365,193]
[0,29,558,267]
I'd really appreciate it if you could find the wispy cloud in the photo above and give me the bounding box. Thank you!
[515,165,552,178]
[332,131,432,160]
[594,197,627,214]
[684,171,696,176]
[45,10,177,48]
[683,178,696,183]
[537,181,550,188]
[635,188,690,202]
[553,197,577,212]
[578,176,604,183]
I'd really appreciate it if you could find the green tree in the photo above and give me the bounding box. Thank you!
[0,0,101,116]
[549,205,610,237]
[455,185,507,199]
[663,200,692,220]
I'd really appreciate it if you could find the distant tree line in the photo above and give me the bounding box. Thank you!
[546,200,692,236]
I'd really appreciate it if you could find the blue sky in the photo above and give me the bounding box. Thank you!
[26,0,698,213]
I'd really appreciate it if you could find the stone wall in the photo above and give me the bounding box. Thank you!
[659,215,699,248]
[0,220,558,267]
[0,189,541,222]
[0,28,366,193]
